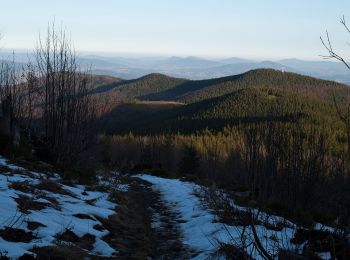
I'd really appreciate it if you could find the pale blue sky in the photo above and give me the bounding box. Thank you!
[0,0,350,59]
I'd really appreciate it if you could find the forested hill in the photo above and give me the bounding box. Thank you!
[89,75,123,91]
[100,87,343,135]
[139,69,348,103]
[92,69,348,105]
[91,73,187,98]
[118,73,187,97]
[95,69,349,135]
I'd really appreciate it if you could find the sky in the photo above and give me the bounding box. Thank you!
[0,0,350,60]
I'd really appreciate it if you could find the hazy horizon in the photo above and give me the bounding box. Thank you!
[1,0,350,60]
[0,47,345,63]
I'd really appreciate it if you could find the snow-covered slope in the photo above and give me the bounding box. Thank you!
[0,155,336,259]
[137,174,333,260]
[0,156,119,258]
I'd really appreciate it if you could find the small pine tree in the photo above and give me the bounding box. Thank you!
[178,144,200,175]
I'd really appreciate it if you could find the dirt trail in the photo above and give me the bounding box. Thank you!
[105,177,195,259]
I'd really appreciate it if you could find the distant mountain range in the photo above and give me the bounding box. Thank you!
[82,56,350,84]
[1,51,350,84]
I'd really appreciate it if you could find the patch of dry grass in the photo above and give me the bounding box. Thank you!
[35,180,75,197]
[32,245,87,260]
[14,194,49,213]
[0,227,36,243]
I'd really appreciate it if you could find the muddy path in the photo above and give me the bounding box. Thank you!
[104,177,195,259]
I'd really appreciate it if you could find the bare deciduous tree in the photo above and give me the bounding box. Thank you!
[33,23,96,162]
[321,15,350,235]
[321,16,350,159]
[321,16,350,69]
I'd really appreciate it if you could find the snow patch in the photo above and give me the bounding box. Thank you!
[0,156,117,258]
[136,174,330,260]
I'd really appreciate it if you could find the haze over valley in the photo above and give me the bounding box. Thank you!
[1,51,350,84]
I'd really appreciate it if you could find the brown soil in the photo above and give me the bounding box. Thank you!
[103,177,196,259]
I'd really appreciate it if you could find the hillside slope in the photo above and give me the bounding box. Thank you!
[91,69,349,107]
[140,69,348,103]
[101,87,343,135]
[92,73,187,98]
[93,69,349,135]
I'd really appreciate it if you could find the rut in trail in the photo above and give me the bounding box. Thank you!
[106,177,196,259]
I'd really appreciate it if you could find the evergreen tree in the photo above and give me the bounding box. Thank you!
[178,144,200,175]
